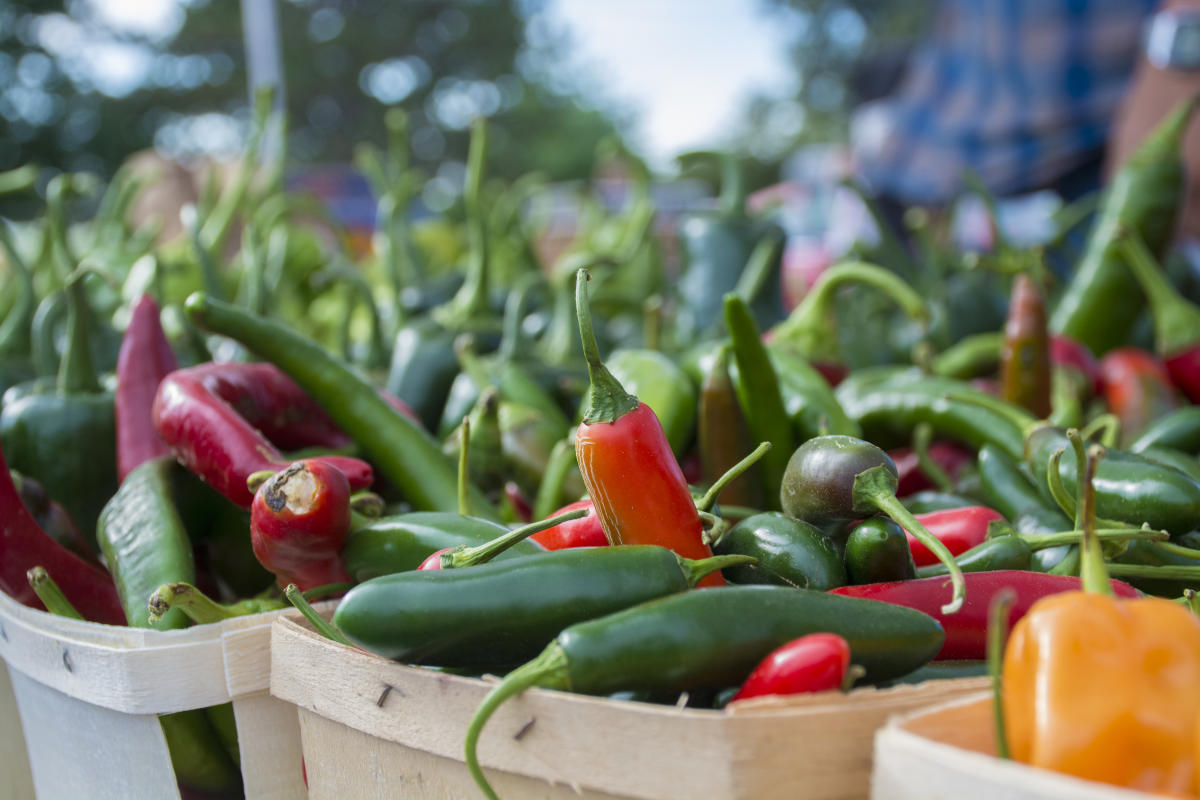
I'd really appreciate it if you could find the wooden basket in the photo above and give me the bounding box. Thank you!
[0,588,327,800]
[270,614,989,800]
[872,692,1162,799]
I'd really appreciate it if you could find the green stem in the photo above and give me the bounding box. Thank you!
[1080,413,1120,449]
[642,295,663,352]
[1119,227,1200,356]
[199,85,273,257]
[440,507,587,569]
[433,118,492,330]
[27,567,84,620]
[1076,441,1113,597]
[0,164,37,196]
[58,269,100,394]
[930,332,1004,379]
[284,584,353,647]
[695,442,771,513]
[913,423,956,493]
[532,438,576,522]
[678,553,757,586]
[732,230,784,306]
[576,268,638,424]
[1021,527,1166,549]
[987,587,1015,760]
[0,221,36,357]
[1156,541,1200,561]
[1108,564,1200,581]
[465,643,570,800]
[1045,448,1076,520]
[148,582,286,625]
[458,417,471,517]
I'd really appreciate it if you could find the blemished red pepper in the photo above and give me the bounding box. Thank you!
[731,633,853,702]
[904,506,1005,567]
[250,459,352,591]
[153,362,374,508]
[572,269,721,586]
[831,571,1139,660]
[10,469,98,565]
[1000,274,1052,419]
[116,293,178,482]
[529,498,608,550]
[1098,347,1180,449]
[1050,335,1101,398]
[889,442,972,498]
[1119,229,1200,404]
[0,442,125,625]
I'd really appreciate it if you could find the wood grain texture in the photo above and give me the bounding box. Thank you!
[271,614,989,800]
[872,694,1160,800]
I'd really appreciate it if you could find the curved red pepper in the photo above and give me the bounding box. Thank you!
[904,506,1004,567]
[116,294,178,482]
[250,459,352,591]
[731,633,851,702]
[831,571,1139,660]
[1098,347,1180,448]
[573,269,720,585]
[153,362,373,507]
[529,498,608,550]
[0,442,125,625]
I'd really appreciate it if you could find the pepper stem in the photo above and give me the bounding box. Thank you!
[676,553,757,587]
[0,221,36,357]
[58,269,101,394]
[576,269,638,424]
[912,423,956,494]
[732,230,784,306]
[931,332,1004,379]
[148,582,286,626]
[1076,441,1113,597]
[695,441,771,513]
[433,118,492,331]
[855,465,964,614]
[1021,526,1165,549]
[1079,413,1120,449]
[284,584,353,647]
[987,587,1016,760]
[458,417,471,517]
[771,261,928,362]
[441,507,588,569]
[465,642,570,800]
[27,567,84,620]
[1119,228,1200,357]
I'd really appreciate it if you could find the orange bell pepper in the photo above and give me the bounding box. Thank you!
[1002,432,1200,796]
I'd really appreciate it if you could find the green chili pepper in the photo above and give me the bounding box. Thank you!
[333,545,751,667]
[1129,406,1200,454]
[1050,97,1198,355]
[845,517,917,584]
[464,585,945,799]
[0,222,36,394]
[917,535,1033,578]
[1139,446,1200,485]
[767,346,860,438]
[977,444,1073,570]
[902,491,979,514]
[1111,533,1200,598]
[712,511,845,589]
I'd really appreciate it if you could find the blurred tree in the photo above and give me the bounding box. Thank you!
[0,0,628,188]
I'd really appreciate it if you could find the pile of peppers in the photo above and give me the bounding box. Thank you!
[2,92,1200,800]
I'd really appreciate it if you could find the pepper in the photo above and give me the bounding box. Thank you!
[333,545,750,667]
[890,441,973,498]
[767,345,861,439]
[779,435,965,612]
[0,221,36,394]
[713,511,846,590]
[1118,228,1200,403]
[1050,335,1102,398]
[730,633,854,702]
[977,444,1073,569]
[1050,96,1198,355]
[605,347,697,458]
[904,506,1005,567]
[464,585,946,799]
[1097,347,1180,449]
[250,459,352,592]
[1129,406,1200,454]
[386,119,502,430]
[844,517,917,585]
[0,442,124,624]
[1,269,117,536]
[10,468,98,564]
[152,362,373,509]
[724,292,794,508]
[529,498,609,550]
[930,332,1003,380]
[116,293,178,482]
[697,345,762,509]
[916,535,1033,577]
[1002,444,1200,795]
[573,269,721,584]
[832,571,1139,660]
[999,273,1052,418]
[1140,445,1200,484]
[416,507,585,571]
[185,293,501,521]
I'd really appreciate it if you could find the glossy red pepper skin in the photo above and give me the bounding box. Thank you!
[529,498,608,551]
[116,294,178,482]
[418,547,452,571]
[831,571,1139,660]
[1050,335,1101,397]
[1098,347,1181,448]
[0,442,125,625]
[153,363,373,508]
[250,459,352,591]
[904,506,1004,567]
[731,633,851,701]
[889,442,973,498]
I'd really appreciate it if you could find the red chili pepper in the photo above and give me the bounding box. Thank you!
[529,498,608,550]
[1000,274,1052,418]
[888,442,973,498]
[904,506,1004,567]
[153,362,374,508]
[0,442,126,625]
[1119,230,1200,403]
[116,294,179,482]
[1098,347,1180,448]
[572,270,720,586]
[10,469,98,566]
[831,571,1140,660]
[731,633,851,701]
[1050,335,1102,398]
[250,459,352,591]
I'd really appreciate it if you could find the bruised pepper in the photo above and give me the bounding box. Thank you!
[572,269,722,586]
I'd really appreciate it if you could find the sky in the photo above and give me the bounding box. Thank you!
[546,0,798,167]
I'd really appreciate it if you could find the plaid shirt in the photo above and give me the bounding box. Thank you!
[852,0,1159,205]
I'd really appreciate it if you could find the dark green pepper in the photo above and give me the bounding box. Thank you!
[1139,446,1200,484]
[1129,406,1200,455]
[713,511,845,589]
[977,444,1072,571]
[916,534,1033,578]
[1111,534,1200,598]
[845,516,917,584]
